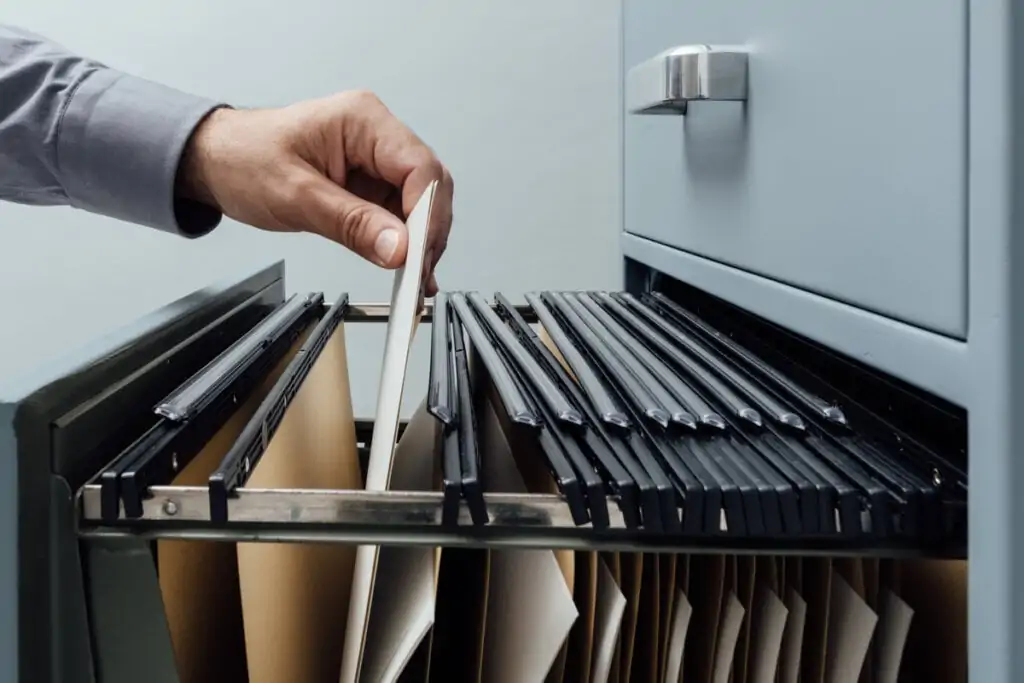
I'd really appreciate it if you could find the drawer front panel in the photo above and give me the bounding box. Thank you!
[623,0,968,337]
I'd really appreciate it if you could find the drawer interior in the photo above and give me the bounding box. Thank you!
[74,283,966,555]
[58,274,967,683]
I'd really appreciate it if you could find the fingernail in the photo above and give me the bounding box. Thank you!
[374,228,400,265]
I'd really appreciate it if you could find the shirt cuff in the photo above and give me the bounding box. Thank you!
[56,68,226,237]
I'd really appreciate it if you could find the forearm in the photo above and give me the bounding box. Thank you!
[0,24,224,235]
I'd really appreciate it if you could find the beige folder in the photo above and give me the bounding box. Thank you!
[603,552,625,683]
[236,318,364,683]
[159,328,310,683]
[478,391,579,683]
[592,557,628,683]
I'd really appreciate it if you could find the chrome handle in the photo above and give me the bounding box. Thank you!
[626,45,748,115]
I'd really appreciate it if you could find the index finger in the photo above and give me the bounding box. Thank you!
[338,92,444,215]
[341,94,452,273]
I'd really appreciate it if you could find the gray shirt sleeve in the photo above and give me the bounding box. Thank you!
[0,24,226,236]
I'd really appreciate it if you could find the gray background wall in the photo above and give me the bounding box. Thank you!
[0,0,623,416]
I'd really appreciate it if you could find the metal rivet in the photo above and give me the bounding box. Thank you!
[163,500,179,516]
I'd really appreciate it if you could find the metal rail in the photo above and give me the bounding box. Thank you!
[73,484,948,557]
[344,301,539,323]
[75,299,963,558]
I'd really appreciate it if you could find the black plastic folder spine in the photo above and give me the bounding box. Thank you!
[100,293,324,522]
[205,293,348,523]
[84,286,966,557]
[450,305,488,526]
[431,293,463,526]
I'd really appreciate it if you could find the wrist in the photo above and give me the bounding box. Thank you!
[176,106,233,209]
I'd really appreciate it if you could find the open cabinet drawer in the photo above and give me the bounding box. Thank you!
[3,262,967,683]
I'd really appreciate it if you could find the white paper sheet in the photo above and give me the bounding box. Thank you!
[662,589,693,683]
[779,588,808,683]
[711,592,746,683]
[365,180,437,489]
[478,396,578,683]
[873,591,914,683]
[339,182,437,683]
[748,586,790,683]
[824,574,879,683]
[356,403,439,682]
[591,559,628,683]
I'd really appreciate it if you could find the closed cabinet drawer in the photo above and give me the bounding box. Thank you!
[623,0,968,338]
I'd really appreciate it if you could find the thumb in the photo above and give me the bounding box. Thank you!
[302,172,409,268]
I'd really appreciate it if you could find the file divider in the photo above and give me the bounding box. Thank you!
[627,292,846,426]
[525,292,631,429]
[451,307,489,526]
[153,293,321,423]
[495,293,638,526]
[205,293,348,523]
[614,293,763,427]
[101,293,324,522]
[81,296,967,558]
[574,292,698,431]
[427,292,456,426]
[451,293,542,428]
[430,293,463,526]
[458,292,591,526]
[467,291,584,427]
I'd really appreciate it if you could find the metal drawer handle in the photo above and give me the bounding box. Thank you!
[627,44,748,115]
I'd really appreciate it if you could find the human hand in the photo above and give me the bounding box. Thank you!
[177,91,453,295]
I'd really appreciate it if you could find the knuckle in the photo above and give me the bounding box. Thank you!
[442,165,454,191]
[335,202,375,248]
[416,153,444,179]
[345,89,383,109]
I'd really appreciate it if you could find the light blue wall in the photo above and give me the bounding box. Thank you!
[0,0,623,417]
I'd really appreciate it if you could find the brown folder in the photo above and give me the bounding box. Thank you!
[628,553,661,683]
[158,326,310,683]
[236,322,363,683]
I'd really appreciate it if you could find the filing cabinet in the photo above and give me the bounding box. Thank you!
[623,0,968,338]
[0,1,1017,680]
[1,263,970,683]
[621,1,1022,682]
